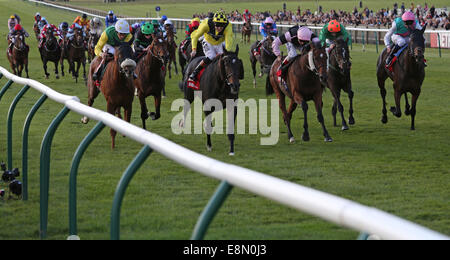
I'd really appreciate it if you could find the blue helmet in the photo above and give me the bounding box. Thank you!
[161,15,168,21]
[61,22,69,28]
[108,10,114,15]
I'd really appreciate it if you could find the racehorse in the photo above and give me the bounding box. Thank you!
[266,40,332,143]
[178,38,204,78]
[241,19,252,44]
[87,32,100,64]
[181,45,244,155]
[327,36,355,130]
[134,34,168,129]
[165,26,178,79]
[82,43,137,149]
[67,27,87,83]
[39,26,61,79]
[33,23,40,41]
[250,35,277,88]
[376,26,426,130]
[7,33,29,78]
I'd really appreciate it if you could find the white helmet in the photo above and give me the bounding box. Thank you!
[164,19,173,26]
[115,19,130,34]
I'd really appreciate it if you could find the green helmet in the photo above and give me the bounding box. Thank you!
[141,22,154,35]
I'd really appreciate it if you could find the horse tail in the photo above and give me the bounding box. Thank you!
[265,75,274,96]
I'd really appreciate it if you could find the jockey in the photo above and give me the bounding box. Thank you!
[8,24,29,54]
[253,16,278,56]
[133,22,154,58]
[93,19,134,85]
[105,10,118,28]
[188,10,233,82]
[243,9,252,22]
[8,15,18,32]
[384,11,423,67]
[272,26,319,87]
[73,13,90,32]
[34,12,42,26]
[131,22,141,36]
[90,17,103,37]
[66,23,86,42]
[159,15,168,28]
[151,19,163,37]
[319,19,351,54]
[38,17,48,32]
[39,23,61,48]
[162,19,176,39]
[59,22,69,35]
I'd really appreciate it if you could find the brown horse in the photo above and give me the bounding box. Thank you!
[327,37,354,130]
[33,23,40,41]
[7,33,29,78]
[67,27,87,83]
[164,26,178,79]
[181,45,244,155]
[82,43,137,149]
[241,19,252,44]
[134,34,169,129]
[266,41,332,143]
[39,26,61,79]
[376,27,426,130]
[87,32,100,64]
[250,36,277,88]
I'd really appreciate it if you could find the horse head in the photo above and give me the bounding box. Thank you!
[220,45,244,95]
[73,27,84,47]
[45,26,57,49]
[151,35,169,63]
[409,25,426,67]
[115,43,136,79]
[331,36,351,75]
[13,33,26,51]
[311,38,328,85]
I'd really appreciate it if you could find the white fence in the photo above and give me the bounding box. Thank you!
[1,67,448,240]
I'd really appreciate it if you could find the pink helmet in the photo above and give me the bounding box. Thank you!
[264,17,274,24]
[297,26,312,41]
[402,11,415,21]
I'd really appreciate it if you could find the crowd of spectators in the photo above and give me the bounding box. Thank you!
[192,2,449,30]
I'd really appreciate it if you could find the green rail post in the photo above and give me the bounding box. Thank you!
[40,106,70,239]
[357,232,370,240]
[7,85,30,171]
[191,181,233,240]
[375,32,379,54]
[0,73,3,80]
[0,80,14,102]
[110,145,153,240]
[22,94,48,201]
[68,121,106,238]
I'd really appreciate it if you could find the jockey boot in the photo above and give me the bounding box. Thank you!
[385,45,401,67]
[188,58,211,82]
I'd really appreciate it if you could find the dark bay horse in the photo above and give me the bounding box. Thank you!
[181,45,244,155]
[88,33,100,64]
[327,37,355,130]
[67,27,87,83]
[39,26,61,79]
[178,38,204,78]
[165,26,178,79]
[376,27,426,130]
[241,19,252,44]
[250,36,277,88]
[134,35,168,129]
[7,33,29,78]
[267,41,332,143]
[82,43,137,149]
[33,24,40,41]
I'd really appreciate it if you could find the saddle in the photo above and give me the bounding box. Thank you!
[187,67,206,90]
[386,45,408,72]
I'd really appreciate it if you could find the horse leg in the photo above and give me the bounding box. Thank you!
[227,105,238,156]
[150,95,161,121]
[54,61,60,79]
[347,88,355,125]
[25,58,29,78]
[107,103,117,149]
[333,89,349,130]
[251,58,257,88]
[173,56,178,75]
[314,94,333,142]
[300,100,310,142]
[43,60,50,79]
[390,87,402,118]
[205,111,213,152]
[168,61,172,79]
[138,94,149,129]
[286,99,297,143]
[377,76,388,124]
[404,93,411,115]
[75,60,82,83]
[81,85,100,124]
[82,59,87,83]
[410,92,420,130]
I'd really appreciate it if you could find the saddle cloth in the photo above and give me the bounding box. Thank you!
[187,67,206,90]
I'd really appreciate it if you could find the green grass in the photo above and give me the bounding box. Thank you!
[0,0,449,240]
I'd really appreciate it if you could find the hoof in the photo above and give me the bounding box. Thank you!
[341,125,349,131]
[390,107,401,118]
[349,117,355,125]
[149,112,160,120]
[162,95,166,99]
[289,137,295,143]
[302,133,310,142]
[81,116,89,124]
[258,73,263,78]
[206,145,212,152]
[324,137,333,142]
[381,116,388,124]
[405,109,411,116]
[56,75,60,79]
[229,152,235,156]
